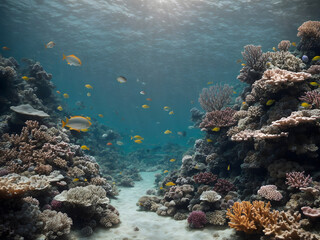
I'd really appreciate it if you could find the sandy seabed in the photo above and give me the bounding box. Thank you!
[80,172,236,240]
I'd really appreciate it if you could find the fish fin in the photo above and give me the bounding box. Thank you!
[62,54,66,60]
[62,120,66,128]
[45,43,47,49]
[70,128,80,133]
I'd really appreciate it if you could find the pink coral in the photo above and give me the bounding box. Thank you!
[199,107,237,129]
[299,90,320,108]
[187,211,207,228]
[301,206,320,219]
[277,40,291,51]
[257,185,283,201]
[231,129,288,141]
[307,65,320,74]
[285,171,312,189]
[193,172,217,185]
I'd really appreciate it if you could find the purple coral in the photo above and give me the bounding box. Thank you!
[285,171,312,189]
[257,185,283,201]
[299,90,320,108]
[198,84,233,112]
[301,206,320,219]
[187,211,207,228]
[213,179,236,195]
[193,172,218,185]
[199,107,237,129]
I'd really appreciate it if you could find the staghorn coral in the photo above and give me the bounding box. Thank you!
[198,84,233,112]
[199,107,237,129]
[299,90,320,108]
[277,40,291,52]
[257,185,283,201]
[285,171,312,189]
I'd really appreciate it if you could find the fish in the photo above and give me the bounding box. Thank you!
[272,47,277,52]
[134,139,142,144]
[81,145,90,150]
[133,135,144,140]
[227,164,230,171]
[170,159,176,162]
[116,141,124,146]
[211,127,220,132]
[63,54,82,66]
[84,178,87,182]
[57,106,63,111]
[87,93,91,97]
[85,84,93,89]
[62,116,92,132]
[163,170,168,173]
[160,187,163,190]
[169,111,174,115]
[2,46,10,50]
[164,130,172,134]
[207,139,213,143]
[242,101,247,105]
[63,93,69,98]
[56,91,61,94]
[302,55,309,63]
[194,165,199,169]
[207,81,213,85]
[98,114,104,118]
[107,142,113,146]
[266,99,275,106]
[119,172,122,175]
[163,106,170,111]
[73,178,79,182]
[140,91,146,95]
[241,63,246,66]
[233,91,237,94]
[117,76,127,83]
[146,98,152,101]
[22,76,29,81]
[45,41,55,48]
[312,56,320,61]
[165,182,176,186]
[142,104,150,109]
[236,59,242,63]
[301,102,311,108]
[112,182,116,185]
[291,42,296,47]
[309,82,319,87]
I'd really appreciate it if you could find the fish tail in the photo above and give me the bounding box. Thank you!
[61,117,68,128]
[62,54,66,60]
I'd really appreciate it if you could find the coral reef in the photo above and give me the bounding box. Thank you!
[187,211,207,228]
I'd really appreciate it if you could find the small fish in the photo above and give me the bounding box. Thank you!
[63,54,82,66]
[134,139,142,144]
[207,81,213,85]
[107,142,113,146]
[242,101,247,105]
[309,82,319,87]
[84,178,87,182]
[85,84,93,89]
[194,165,199,169]
[165,182,176,186]
[117,76,127,83]
[170,159,176,162]
[62,116,92,132]
[146,98,152,101]
[163,106,170,111]
[211,127,220,132]
[207,139,213,143]
[236,59,242,63]
[116,141,124,146]
[73,178,79,182]
[119,172,122,175]
[133,135,144,140]
[291,42,296,47]
[163,170,169,173]
[312,56,320,61]
[56,90,61,94]
[227,164,230,171]
[241,63,246,66]
[266,99,275,106]
[98,114,104,118]
[142,104,150,109]
[45,41,55,48]
[272,47,277,52]
[57,106,63,111]
[160,187,163,190]
[302,55,309,63]
[140,91,146,95]
[87,92,91,97]
[2,46,10,50]
[22,76,29,81]
[169,111,174,115]
[81,145,90,150]
[164,130,172,134]
[301,102,311,108]
[63,93,69,98]
[233,91,237,94]
[112,182,116,185]
[177,131,183,136]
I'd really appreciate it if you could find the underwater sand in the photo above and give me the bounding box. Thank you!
[83,172,236,240]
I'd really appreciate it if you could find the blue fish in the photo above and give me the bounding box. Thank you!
[302,55,309,63]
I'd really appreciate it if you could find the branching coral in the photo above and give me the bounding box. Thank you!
[277,40,291,52]
[299,90,320,108]
[198,84,233,112]
[199,107,237,129]
[285,171,312,189]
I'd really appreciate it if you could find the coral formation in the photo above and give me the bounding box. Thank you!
[187,211,207,228]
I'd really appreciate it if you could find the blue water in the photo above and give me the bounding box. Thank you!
[1,0,319,147]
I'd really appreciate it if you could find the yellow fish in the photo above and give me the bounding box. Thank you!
[266,99,275,106]
[134,139,142,144]
[84,178,87,182]
[57,106,63,111]
[312,56,320,61]
[45,41,55,48]
[241,63,246,66]
[164,130,172,134]
[194,165,199,169]
[81,145,89,150]
[165,182,176,186]
[170,159,176,162]
[163,106,170,111]
[211,127,220,132]
[233,91,237,94]
[291,42,296,47]
[272,47,277,52]
[142,104,150,109]
[117,76,127,83]
[133,135,144,140]
[227,164,230,171]
[169,111,174,115]
[87,92,91,97]
[73,178,79,182]
[98,114,104,118]
[160,187,163,190]
[81,128,89,132]
[309,82,319,87]
[63,54,82,66]
[207,81,213,85]
[242,101,246,105]
[85,84,93,89]
[22,76,29,81]
[62,116,92,132]
[163,170,169,173]
[112,182,116,185]
[207,139,213,143]
[119,172,122,175]
[63,93,69,98]
[301,102,311,108]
